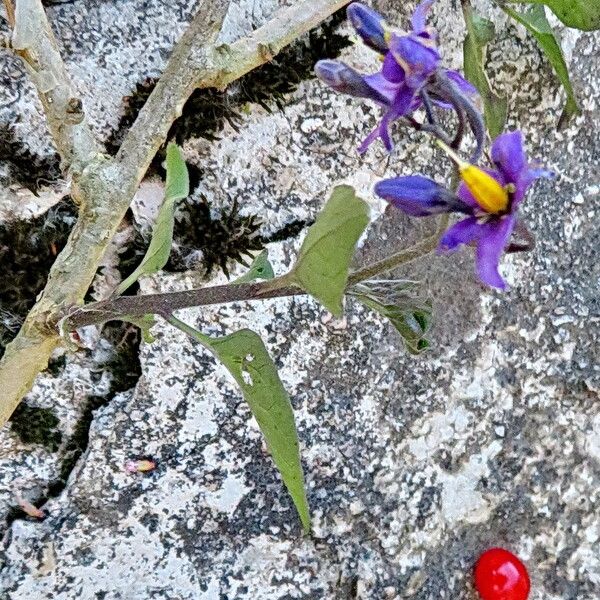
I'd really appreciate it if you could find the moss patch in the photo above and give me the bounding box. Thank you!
[9,403,63,451]
[120,200,312,281]
[0,199,77,357]
[259,218,312,245]
[168,196,264,276]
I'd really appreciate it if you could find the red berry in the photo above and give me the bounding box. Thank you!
[474,548,530,600]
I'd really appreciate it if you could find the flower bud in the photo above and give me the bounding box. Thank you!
[347,3,388,53]
[314,60,388,104]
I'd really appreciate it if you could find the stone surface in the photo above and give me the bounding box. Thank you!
[1,0,599,599]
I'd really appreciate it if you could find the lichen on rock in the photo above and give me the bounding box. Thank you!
[0,0,599,599]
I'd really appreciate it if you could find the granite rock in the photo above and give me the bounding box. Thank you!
[0,0,599,599]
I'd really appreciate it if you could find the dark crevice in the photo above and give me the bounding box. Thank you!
[258,218,313,245]
[0,198,77,358]
[9,404,63,452]
[120,196,313,282]
[0,126,62,193]
[168,197,264,277]
[5,321,142,528]
[47,321,143,498]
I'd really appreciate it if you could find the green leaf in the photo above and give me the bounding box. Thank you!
[355,294,433,355]
[289,185,370,317]
[349,281,433,354]
[232,250,275,284]
[462,6,508,138]
[502,4,580,126]
[504,0,600,31]
[168,317,310,532]
[115,143,189,295]
[164,143,190,201]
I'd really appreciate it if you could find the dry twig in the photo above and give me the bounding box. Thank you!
[0,0,351,426]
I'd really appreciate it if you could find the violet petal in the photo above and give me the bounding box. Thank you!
[438,216,483,252]
[388,34,440,89]
[364,72,401,105]
[411,0,436,35]
[475,215,517,289]
[442,69,478,98]
[347,2,388,54]
[382,52,406,84]
[315,60,391,105]
[491,131,526,185]
[513,167,555,206]
[358,84,416,153]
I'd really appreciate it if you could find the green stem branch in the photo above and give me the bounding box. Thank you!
[348,214,449,285]
[65,217,449,330]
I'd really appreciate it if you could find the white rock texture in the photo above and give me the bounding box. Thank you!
[0,0,599,598]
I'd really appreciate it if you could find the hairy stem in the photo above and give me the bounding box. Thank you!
[0,0,351,427]
[65,216,450,330]
[406,115,454,146]
[431,69,485,162]
[64,277,299,328]
[419,89,437,126]
[451,99,467,150]
[347,214,450,285]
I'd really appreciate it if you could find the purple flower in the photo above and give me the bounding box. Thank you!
[375,131,554,289]
[315,1,477,153]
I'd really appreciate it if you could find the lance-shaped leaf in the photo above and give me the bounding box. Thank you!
[232,250,275,284]
[288,185,370,317]
[502,4,579,127]
[504,0,600,31]
[168,317,310,532]
[462,5,508,138]
[115,143,189,295]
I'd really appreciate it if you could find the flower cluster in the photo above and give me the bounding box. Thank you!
[314,2,552,290]
[315,1,481,154]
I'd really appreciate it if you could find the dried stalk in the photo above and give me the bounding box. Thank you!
[0,0,351,427]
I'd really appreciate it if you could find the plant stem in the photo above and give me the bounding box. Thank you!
[64,277,299,328]
[406,116,454,146]
[65,217,450,330]
[431,69,485,162]
[2,0,15,28]
[419,89,437,126]
[347,214,449,285]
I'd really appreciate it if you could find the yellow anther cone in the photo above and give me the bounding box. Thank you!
[436,142,509,214]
